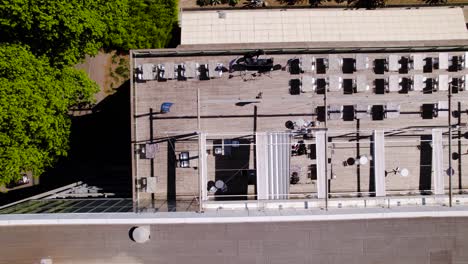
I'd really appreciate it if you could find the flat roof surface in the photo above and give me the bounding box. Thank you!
[1,217,468,263]
[131,50,468,208]
[181,7,468,45]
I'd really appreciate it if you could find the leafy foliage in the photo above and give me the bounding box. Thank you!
[103,0,178,50]
[95,0,130,51]
[0,0,107,66]
[276,0,307,5]
[308,0,332,6]
[197,0,209,6]
[346,0,386,8]
[424,0,447,4]
[0,0,177,186]
[0,44,98,185]
[0,0,178,65]
[115,65,130,78]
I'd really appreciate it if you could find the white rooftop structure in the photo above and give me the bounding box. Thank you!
[141,64,155,80]
[438,74,449,91]
[439,53,449,70]
[329,75,342,91]
[412,54,425,71]
[256,133,290,200]
[388,54,399,72]
[181,8,468,45]
[356,75,368,92]
[414,75,424,91]
[300,55,314,72]
[301,75,314,92]
[356,54,369,70]
[389,75,399,92]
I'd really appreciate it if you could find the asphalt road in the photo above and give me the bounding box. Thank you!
[1,217,468,264]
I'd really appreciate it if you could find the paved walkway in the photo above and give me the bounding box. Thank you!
[75,52,112,103]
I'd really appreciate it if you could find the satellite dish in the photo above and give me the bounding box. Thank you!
[400,168,409,177]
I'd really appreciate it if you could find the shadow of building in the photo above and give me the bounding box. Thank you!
[419,135,432,193]
[0,81,132,206]
[213,138,251,201]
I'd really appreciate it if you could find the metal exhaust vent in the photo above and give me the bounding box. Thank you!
[218,11,226,19]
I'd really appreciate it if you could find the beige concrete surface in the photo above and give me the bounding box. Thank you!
[1,218,468,263]
[133,50,468,203]
[181,8,468,45]
[180,0,468,10]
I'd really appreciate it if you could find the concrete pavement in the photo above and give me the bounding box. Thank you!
[1,217,468,264]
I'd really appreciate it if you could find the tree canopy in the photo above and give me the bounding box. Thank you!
[345,0,386,8]
[0,0,178,65]
[0,0,107,66]
[0,44,98,185]
[0,0,177,185]
[102,0,178,50]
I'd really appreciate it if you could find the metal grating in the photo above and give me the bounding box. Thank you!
[0,199,134,214]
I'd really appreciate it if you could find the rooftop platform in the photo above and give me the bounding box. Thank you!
[131,48,468,211]
[181,7,468,45]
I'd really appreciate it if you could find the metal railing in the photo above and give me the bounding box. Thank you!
[202,192,468,210]
[181,3,468,12]
[132,45,468,59]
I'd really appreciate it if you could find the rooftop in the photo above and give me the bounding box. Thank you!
[131,47,468,211]
[2,214,468,263]
[181,7,468,45]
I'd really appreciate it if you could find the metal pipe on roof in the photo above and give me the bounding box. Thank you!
[149,108,155,202]
[324,75,328,211]
[449,78,453,207]
[458,102,463,191]
[197,87,201,131]
[198,132,202,213]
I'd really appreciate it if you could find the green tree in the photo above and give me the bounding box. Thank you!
[97,0,178,50]
[0,0,107,66]
[423,0,447,4]
[0,0,178,57]
[0,44,99,186]
[97,0,131,50]
[309,0,331,6]
[346,0,385,8]
[119,0,178,49]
